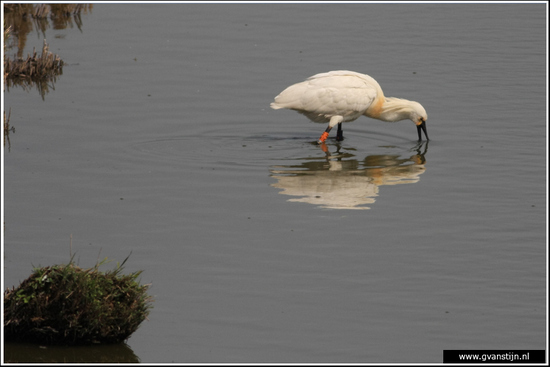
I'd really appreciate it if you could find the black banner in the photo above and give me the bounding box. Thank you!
[443,350,546,364]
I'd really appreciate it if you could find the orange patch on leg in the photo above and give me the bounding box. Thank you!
[318,131,330,143]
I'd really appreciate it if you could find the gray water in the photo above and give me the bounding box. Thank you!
[2,3,546,363]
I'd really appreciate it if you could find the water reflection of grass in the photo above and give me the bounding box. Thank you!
[3,3,93,92]
[3,3,93,147]
[4,341,141,363]
[4,4,93,57]
[4,107,13,151]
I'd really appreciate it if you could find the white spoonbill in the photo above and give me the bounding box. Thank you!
[270,70,428,144]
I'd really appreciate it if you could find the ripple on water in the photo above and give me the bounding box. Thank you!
[129,127,329,170]
[129,120,425,168]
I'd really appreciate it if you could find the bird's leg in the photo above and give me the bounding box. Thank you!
[336,123,344,141]
[317,126,332,144]
[318,116,343,144]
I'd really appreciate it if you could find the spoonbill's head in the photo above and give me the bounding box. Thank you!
[409,101,429,141]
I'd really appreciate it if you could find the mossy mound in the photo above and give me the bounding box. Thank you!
[4,257,153,345]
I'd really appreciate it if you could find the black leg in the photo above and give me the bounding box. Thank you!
[336,123,344,141]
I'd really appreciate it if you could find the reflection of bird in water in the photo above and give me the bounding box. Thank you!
[270,70,429,143]
[270,143,428,210]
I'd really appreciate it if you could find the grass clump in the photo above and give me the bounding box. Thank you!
[4,39,63,87]
[4,256,153,345]
[3,37,64,99]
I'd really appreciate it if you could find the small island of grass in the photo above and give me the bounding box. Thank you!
[4,256,153,345]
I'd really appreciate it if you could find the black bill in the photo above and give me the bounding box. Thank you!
[417,121,429,141]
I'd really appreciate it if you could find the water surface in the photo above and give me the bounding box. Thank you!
[2,3,546,363]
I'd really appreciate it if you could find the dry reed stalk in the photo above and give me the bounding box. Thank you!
[4,107,14,151]
[4,39,63,81]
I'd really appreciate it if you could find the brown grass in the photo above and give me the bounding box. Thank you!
[4,39,64,99]
[4,39,63,80]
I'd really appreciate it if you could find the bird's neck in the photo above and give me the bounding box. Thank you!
[366,97,415,122]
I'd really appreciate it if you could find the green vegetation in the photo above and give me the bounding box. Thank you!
[4,256,153,345]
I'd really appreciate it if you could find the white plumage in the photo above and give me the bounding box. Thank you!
[270,70,428,143]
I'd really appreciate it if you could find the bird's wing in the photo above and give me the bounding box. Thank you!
[272,73,378,119]
[304,75,378,115]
